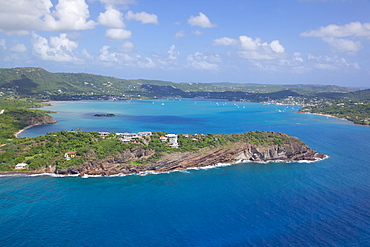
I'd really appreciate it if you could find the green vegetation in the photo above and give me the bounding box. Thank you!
[0,67,358,101]
[300,100,370,125]
[0,129,299,172]
[0,98,53,143]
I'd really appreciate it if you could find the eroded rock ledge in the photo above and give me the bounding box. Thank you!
[55,137,326,176]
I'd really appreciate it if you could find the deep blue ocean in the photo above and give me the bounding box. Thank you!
[1,99,369,246]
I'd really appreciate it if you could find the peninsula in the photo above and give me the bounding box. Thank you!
[0,129,326,176]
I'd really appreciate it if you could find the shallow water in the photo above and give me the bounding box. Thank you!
[2,99,370,246]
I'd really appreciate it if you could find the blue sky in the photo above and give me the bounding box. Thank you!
[0,0,369,87]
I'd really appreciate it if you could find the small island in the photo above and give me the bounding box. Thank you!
[93,114,115,117]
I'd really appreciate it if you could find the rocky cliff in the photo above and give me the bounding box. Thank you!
[23,113,57,126]
[55,138,326,176]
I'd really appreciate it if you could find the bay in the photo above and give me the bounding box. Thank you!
[1,99,369,246]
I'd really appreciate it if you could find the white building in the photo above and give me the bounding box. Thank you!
[166,134,179,147]
[138,132,152,136]
[123,133,139,139]
[15,163,28,169]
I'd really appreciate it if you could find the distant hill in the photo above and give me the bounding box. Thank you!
[0,67,363,100]
[314,89,370,101]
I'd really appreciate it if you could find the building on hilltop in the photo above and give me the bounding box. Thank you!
[166,134,179,148]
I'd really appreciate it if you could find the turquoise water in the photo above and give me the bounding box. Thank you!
[1,99,370,246]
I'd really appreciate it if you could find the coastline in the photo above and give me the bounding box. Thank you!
[298,111,351,123]
[0,155,328,178]
[14,102,57,138]
[299,111,370,126]
[15,124,39,138]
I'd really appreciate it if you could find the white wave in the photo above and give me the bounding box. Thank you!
[0,156,329,178]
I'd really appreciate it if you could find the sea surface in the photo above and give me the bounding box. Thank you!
[1,99,369,246]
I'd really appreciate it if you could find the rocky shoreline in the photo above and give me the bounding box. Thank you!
[2,140,327,177]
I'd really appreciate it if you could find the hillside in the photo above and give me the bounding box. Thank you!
[0,99,56,142]
[0,67,359,100]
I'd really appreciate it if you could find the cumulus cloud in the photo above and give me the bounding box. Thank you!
[301,22,370,38]
[187,52,220,70]
[106,28,132,40]
[32,33,82,62]
[301,22,370,53]
[323,37,363,53]
[270,40,285,53]
[126,10,158,24]
[213,37,238,46]
[188,12,216,28]
[98,6,125,28]
[214,35,286,60]
[0,0,96,32]
[9,44,27,53]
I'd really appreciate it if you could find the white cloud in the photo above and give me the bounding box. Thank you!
[43,0,96,31]
[213,37,238,46]
[168,45,179,60]
[32,33,82,62]
[239,36,286,59]
[119,41,134,52]
[106,28,132,40]
[9,44,27,53]
[126,10,158,24]
[138,57,156,68]
[0,0,96,32]
[293,52,304,62]
[301,22,369,53]
[270,40,285,53]
[301,22,370,38]
[188,12,216,28]
[99,45,119,62]
[322,37,363,53]
[187,52,220,70]
[175,30,186,39]
[98,6,125,28]
[307,54,361,70]
[193,30,202,35]
[239,36,260,50]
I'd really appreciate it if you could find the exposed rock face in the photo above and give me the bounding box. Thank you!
[24,114,57,126]
[54,140,326,176]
